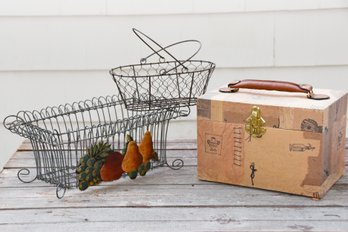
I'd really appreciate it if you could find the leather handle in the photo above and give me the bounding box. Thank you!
[229,79,311,93]
[219,79,330,100]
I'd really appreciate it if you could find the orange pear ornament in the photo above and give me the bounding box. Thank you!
[138,131,158,176]
[121,141,143,179]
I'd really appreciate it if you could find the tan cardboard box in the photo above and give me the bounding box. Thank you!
[197,82,347,199]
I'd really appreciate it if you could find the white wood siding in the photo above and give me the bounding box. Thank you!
[1,0,348,169]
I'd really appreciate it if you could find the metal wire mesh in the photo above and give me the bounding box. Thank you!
[4,96,183,198]
[110,60,215,111]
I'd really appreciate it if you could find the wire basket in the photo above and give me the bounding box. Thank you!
[3,29,215,199]
[3,96,183,198]
[110,29,215,111]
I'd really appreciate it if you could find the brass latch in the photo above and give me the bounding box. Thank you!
[245,106,266,138]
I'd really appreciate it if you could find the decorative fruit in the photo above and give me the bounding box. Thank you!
[138,131,158,176]
[122,134,134,155]
[100,151,124,181]
[121,141,143,179]
[139,131,156,162]
[138,161,152,176]
[76,141,111,191]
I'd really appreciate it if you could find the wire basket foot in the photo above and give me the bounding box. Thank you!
[17,168,37,183]
[56,185,67,199]
[166,159,184,170]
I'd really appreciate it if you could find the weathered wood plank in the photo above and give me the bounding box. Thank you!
[0,183,347,210]
[1,166,347,188]
[1,219,348,232]
[0,167,214,187]
[1,207,347,223]
[0,207,347,232]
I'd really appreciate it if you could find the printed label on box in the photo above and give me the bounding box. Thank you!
[205,134,222,155]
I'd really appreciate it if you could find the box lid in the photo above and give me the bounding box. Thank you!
[199,87,346,110]
[198,87,347,132]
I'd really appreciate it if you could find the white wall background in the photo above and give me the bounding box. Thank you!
[1,0,348,169]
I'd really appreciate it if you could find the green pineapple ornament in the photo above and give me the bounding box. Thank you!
[76,141,111,191]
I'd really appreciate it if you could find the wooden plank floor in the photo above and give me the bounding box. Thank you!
[0,140,347,232]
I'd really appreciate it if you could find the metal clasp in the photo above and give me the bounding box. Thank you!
[245,106,266,138]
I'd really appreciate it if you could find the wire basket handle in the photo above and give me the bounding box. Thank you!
[132,28,202,74]
[3,115,30,138]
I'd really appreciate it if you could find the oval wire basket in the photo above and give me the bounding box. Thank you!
[110,28,216,111]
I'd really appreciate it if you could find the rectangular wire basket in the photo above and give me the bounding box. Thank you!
[3,95,181,198]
